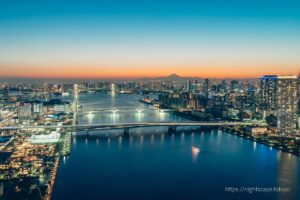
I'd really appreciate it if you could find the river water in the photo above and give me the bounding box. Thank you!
[52,93,300,200]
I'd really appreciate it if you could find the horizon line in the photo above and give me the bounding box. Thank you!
[0,75,265,80]
[1,72,299,80]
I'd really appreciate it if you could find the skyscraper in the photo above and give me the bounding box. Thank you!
[221,80,227,92]
[297,73,300,114]
[260,75,277,111]
[230,80,239,93]
[204,79,209,98]
[3,85,9,101]
[186,80,192,92]
[276,75,297,135]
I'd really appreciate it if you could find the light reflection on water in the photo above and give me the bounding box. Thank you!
[57,128,300,200]
[53,93,300,200]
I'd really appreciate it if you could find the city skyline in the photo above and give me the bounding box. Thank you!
[1,0,300,79]
[1,1,300,200]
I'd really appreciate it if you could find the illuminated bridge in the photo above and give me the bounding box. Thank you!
[0,121,267,133]
[77,108,177,114]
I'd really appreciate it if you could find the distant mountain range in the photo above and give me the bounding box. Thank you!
[139,74,195,82]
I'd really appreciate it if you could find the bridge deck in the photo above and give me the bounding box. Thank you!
[0,121,267,130]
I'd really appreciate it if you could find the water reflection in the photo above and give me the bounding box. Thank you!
[192,146,200,162]
[171,133,174,142]
[216,130,222,147]
[118,136,122,149]
[136,112,143,122]
[87,112,94,124]
[107,138,111,148]
[55,94,300,200]
[64,128,300,200]
[180,133,185,145]
[130,136,133,147]
[140,135,144,147]
[159,111,166,121]
[160,134,164,145]
[62,156,68,165]
[111,83,116,97]
[78,95,187,126]
[276,151,299,200]
[253,141,256,151]
[150,134,154,145]
[191,132,194,143]
[200,131,204,140]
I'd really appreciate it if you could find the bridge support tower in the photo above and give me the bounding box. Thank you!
[123,128,130,138]
[168,126,177,134]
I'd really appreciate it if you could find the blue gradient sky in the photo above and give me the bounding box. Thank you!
[0,0,300,78]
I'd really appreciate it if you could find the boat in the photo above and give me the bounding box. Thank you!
[62,92,70,96]
[192,146,200,153]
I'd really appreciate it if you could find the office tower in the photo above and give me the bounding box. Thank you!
[204,79,209,98]
[186,80,192,92]
[230,80,239,92]
[297,73,300,114]
[3,86,9,101]
[247,84,255,106]
[276,75,297,135]
[260,75,277,111]
[221,80,227,92]
[17,103,32,123]
[194,80,199,92]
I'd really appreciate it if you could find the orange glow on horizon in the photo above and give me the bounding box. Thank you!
[0,63,299,79]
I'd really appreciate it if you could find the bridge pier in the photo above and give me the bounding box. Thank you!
[168,126,177,134]
[123,128,130,138]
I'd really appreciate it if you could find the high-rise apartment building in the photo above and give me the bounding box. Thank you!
[221,80,227,92]
[276,75,297,135]
[230,80,239,92]
[204,79,209,98]
[260,75,277,111]
[186,80,193,92]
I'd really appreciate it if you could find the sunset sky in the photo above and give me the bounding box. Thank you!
[0,0,300,79]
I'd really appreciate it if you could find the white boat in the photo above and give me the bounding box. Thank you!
[192,146,200,153]
[62,92,70,96]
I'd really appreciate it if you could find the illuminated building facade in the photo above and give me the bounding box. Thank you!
[260,75,277,111]
[276,75,297,135]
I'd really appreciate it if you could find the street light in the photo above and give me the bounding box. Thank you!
[111,109,118,115]
[136,109,143,114]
